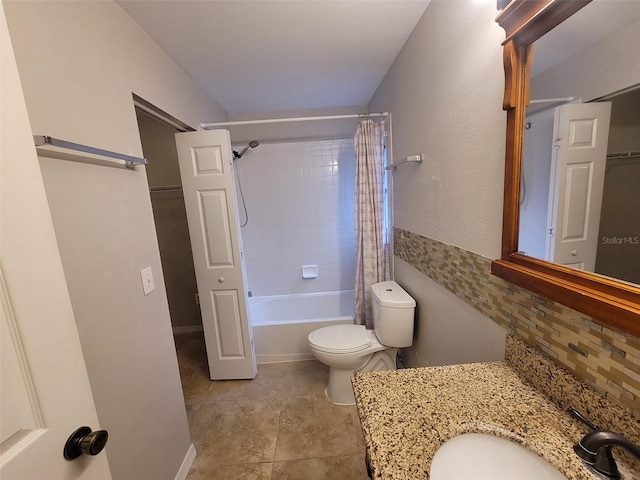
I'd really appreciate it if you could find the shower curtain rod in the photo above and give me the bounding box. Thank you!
[200,112,389,130]
[529,96,575,104]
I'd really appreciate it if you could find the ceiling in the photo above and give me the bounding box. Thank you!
[118,1,640,116]
[118,0,430,115]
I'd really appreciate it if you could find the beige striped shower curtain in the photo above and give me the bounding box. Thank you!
[354,119,390,328]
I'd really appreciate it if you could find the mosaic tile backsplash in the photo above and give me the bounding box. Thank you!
[394,227,640,417]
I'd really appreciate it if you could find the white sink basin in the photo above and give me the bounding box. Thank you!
[430,433,568,480]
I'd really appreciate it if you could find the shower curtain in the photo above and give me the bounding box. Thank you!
[354,119,390,328]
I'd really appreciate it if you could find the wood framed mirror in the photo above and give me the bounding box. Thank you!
[492,0,640,336]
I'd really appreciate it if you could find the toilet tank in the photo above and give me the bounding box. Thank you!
[371,281,416,348]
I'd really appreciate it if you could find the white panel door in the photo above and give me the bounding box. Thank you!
[0,6,111,479]
[545,102,611,271]
[175,130,256,380]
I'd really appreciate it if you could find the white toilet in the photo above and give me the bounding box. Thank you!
[307,280,416,405]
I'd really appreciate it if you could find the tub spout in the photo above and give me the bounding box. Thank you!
[574,430,640,479]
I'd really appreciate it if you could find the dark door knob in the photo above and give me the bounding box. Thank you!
[63,426,109,460]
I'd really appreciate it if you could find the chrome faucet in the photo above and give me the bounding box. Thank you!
[569,408,640,479]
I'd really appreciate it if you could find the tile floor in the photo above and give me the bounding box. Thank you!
[174,332,370,480]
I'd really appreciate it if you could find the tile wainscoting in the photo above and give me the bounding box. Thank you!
[394,227,639,417]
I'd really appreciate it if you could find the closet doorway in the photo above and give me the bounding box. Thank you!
[134,100,203,334]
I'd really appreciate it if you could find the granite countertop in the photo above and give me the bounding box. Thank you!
[352,335,640,480]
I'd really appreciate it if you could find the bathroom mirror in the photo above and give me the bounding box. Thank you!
[492,0,640,336]
[519,2,640,287]
[520,87,640,286]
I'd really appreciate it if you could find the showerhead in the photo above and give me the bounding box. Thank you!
[233,140,260,159]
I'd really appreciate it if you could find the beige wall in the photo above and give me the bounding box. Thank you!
[608,88,640,153]
[371,1,506,259]
[530,17,640,103]
[396,259,506,367]
[370,0,639,415]
[596,90,640,285]
[4,1,226,479]
[138,110,184,189]
[369,0,507,365]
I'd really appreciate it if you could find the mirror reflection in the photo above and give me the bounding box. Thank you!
[518,0,640,287]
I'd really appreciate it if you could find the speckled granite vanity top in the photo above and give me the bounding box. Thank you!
[352,335,640,479]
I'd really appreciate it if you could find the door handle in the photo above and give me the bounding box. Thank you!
[218,277,225,283]
[64,426,109,460]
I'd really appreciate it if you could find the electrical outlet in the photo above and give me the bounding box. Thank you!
[140,267,155,295]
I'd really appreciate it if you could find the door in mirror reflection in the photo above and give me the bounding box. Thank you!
[520,102,611,271]
[548,102,611,270]
[520,88,640,287]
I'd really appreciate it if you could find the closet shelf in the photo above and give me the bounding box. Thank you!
[150,185,183,192]
[606,150,640,160]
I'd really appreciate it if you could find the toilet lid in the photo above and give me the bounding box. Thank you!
[308,324,372,354]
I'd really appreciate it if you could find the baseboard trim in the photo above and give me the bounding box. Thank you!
[172,325,204,335]
[256,353,315,364]
[174,443,197,480]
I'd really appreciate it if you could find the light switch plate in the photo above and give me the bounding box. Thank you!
[140,267,155,295]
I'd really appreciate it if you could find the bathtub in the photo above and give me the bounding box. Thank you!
[249,290,355,364]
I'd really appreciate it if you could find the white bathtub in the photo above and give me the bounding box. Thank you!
[249,290,355,364]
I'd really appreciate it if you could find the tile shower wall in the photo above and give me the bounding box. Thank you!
[394,227,640,417]
[235,139,356,297]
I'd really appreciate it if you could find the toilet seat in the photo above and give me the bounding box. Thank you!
[308,324,372,354]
